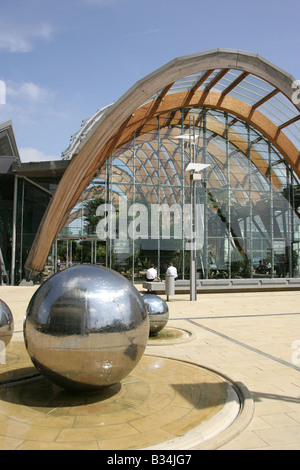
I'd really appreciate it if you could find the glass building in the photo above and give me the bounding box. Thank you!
[58,107,300,282]
[0,120,69,285]
[2,50,300,286]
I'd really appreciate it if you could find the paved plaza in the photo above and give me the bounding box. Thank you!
[0,285,299,450]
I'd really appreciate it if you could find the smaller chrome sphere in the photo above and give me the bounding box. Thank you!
[143,294,169,336]
[0,299,14,346]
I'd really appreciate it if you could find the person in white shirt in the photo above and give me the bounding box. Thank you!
[146,264,157,281]
[166,262,178,279]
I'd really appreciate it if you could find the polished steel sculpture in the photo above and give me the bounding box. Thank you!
[23,265,149,391]
[0,299,14,346]
[142,294,169,336]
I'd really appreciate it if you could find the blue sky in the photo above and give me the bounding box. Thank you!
[0,0,299,162]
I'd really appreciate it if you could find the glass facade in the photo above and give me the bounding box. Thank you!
[57,108,300,282]
[0,174,14,283]
[14,176,60,284]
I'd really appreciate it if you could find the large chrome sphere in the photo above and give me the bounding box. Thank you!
[143,294,169,336]
[24,265,149,391]
[0,299,14,346]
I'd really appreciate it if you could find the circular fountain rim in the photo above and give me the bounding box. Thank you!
[147,326,194,345]
[142,355,254,450]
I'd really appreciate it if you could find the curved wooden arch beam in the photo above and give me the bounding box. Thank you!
[25,49,299,278]
[116,91,300,176]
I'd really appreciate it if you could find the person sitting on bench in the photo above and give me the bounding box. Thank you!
[146,264,158,281]
[166,262,178,279]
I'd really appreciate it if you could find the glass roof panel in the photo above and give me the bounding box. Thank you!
[209,70,241,93]
[168,70,212,94]
[199,69,222,89]
[259,92,298,124]
[228,74,275,106]
[282,124,300,148]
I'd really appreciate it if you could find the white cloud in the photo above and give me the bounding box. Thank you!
[6,81,54,103]
[0,21,52,53]
[19,147,59,163]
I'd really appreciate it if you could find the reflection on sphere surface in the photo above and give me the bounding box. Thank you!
[24,265,149,391]
[143,294,169,336]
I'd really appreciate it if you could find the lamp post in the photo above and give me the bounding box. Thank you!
[185,162,210,301]
[175,133,210,301]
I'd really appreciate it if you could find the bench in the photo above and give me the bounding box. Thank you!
[142,278,300,294]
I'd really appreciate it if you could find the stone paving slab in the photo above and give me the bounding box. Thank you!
[0,285,299,450]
